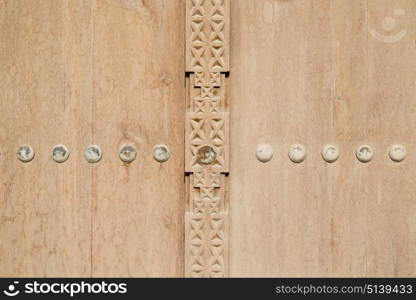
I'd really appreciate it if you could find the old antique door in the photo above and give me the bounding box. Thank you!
[1,0,416,278]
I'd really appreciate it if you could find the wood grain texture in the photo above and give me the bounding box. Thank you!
[91,0,185,277]
[0,0,185,277]
[0,0,92,276]
[365,0,416,276]
[229,0,416,277]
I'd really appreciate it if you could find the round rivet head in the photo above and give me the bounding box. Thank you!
[119,144,137,163]
[198,145,216,165]
[51,144,69,163]
[84,145,102,163]
[288,143,306,163]
[389,144,406,162]
[356,145,374,163]
[17,145,35,162]
[322,144,339,163]
[256,144,273,163]
[153,144,170,163]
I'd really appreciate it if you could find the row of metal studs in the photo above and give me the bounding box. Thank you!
[12,143,408,164]
[14,144,170,163]
[255,144,407,163]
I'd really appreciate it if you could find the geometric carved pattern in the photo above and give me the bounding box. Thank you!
[185,173,228,277]
[186,111,229,173]
[186,0,229,75]
[185,73,229,175]
[185,0,230,278]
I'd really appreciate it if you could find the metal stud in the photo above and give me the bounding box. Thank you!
[288,143,306,163]
[17,145,35,162]
[356,145,374,163]
[51,144,70,163]
[84,145,102,163]
[153,144,170,163]
[198,145,216,165]
[321,144,339,163]
[119,144,137,163]
[389,144,406,162]
[256,144,273,163]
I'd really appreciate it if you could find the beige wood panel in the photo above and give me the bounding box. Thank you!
[229,0,333,277]
[91,0,185,277]
[326,0,368,277]
[0,0,92,276]
[229,0,416,277]
[365,0,416,276]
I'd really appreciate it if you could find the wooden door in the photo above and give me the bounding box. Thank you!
[0,0,184,277]
[1,0,416,278]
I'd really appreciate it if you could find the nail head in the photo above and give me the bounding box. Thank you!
[389,144,406,162]
[85,145,102,163]
[256,144,273,163]
[119,144,137,163]
[356,145,374,163]
[288,143,306,163]
[322,144,339,163]
[17,145,35,162]
[198,145,216,165]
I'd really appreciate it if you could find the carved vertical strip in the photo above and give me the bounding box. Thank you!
[185,0,230,277]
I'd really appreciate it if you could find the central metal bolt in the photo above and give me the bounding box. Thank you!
[389,144,406,162]
[198,145,216,165]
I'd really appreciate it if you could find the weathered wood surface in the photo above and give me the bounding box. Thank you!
[229,0,416,277]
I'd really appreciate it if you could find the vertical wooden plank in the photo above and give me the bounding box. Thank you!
[0,0,92,276]
[91,0,185,277]
[230,0,416,277]
[229,0,333,276]
[329,0,368,276]
[185,0,230,277]
[366,0,416,276]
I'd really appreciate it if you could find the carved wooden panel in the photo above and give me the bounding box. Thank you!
[185,0,230,278]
